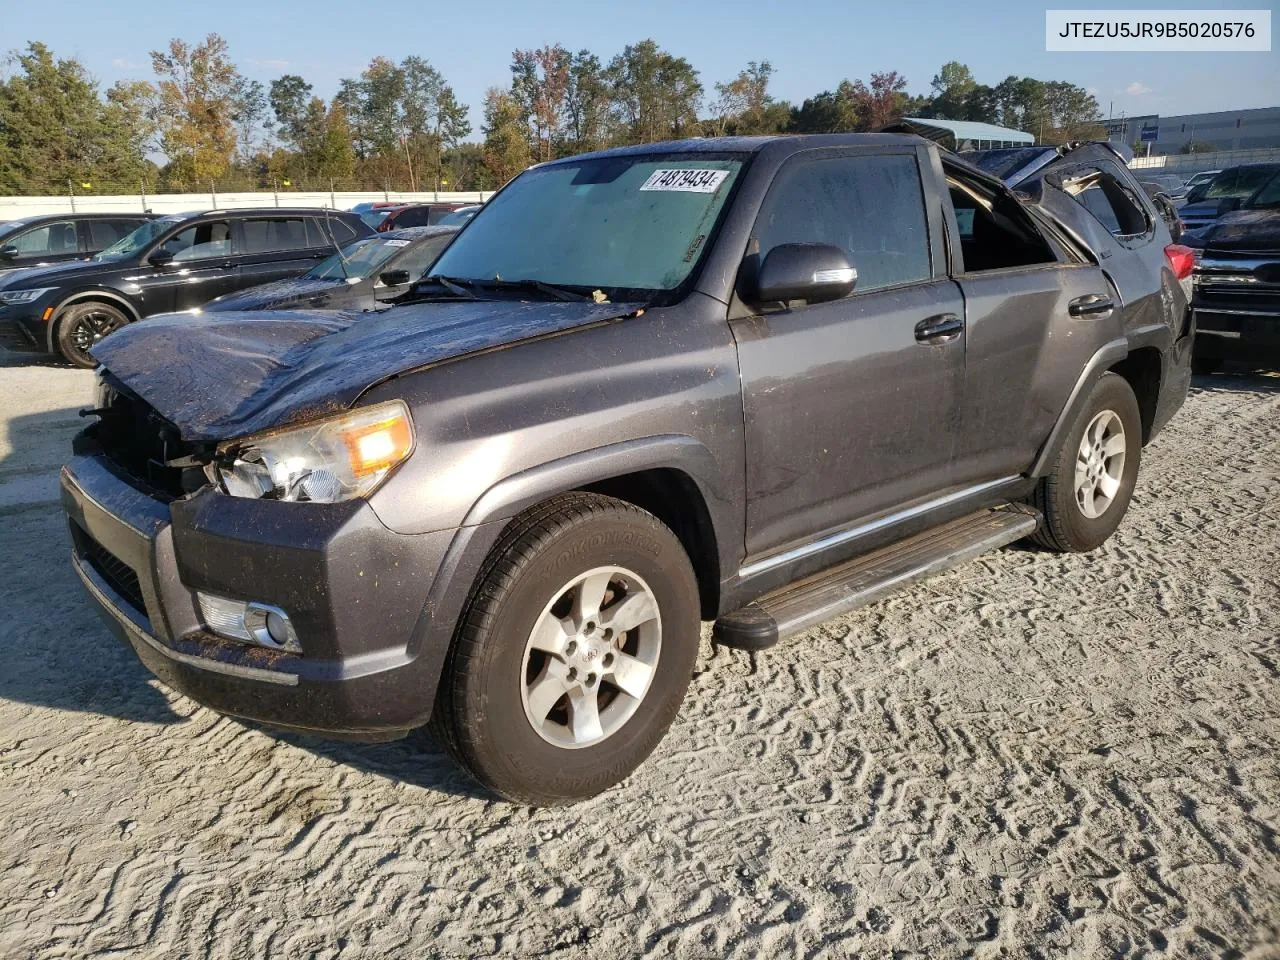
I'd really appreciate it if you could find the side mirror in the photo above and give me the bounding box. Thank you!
[148,248,175,268]
[753,243,857,305]
[378,269,410,288]
[0,244,17,260]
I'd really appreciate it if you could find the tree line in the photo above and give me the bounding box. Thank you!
[0,36,1105,196]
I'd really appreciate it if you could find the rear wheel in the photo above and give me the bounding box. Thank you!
[55,302,130,368]
[1030,372,1141,552]
[432,493,701,805]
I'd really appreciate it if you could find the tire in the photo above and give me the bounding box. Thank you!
[432,492,701,805]
[55,301,130,368]
[1030,372,1142,553]
[1191,356,1222,376]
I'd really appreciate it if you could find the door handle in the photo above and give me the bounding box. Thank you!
[1069,293,1115,319]
[914,313,964,343]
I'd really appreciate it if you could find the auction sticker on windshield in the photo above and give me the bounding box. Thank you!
[640,169,730,193]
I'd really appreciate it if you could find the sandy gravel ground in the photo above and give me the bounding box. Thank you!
[1,351,1278,959]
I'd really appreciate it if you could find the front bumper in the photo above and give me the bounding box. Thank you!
[61,444,463,740]
[0,304,47,352]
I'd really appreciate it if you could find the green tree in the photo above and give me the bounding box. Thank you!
[928,61,976,119]
[711,60,785,135]
[563,51,612,154]
[482,87,531,187]
[789,79,867,133]
[0,42,122,193]
[269,74,313,148]
[606,40,702,144]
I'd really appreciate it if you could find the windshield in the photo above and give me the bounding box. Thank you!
[306,236,410,281]
[1244,171,1280,209]
[95,217,182,261]
[1206,166,1280,200]
[427,154,745,301]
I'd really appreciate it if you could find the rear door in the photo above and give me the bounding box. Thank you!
[235,215,322,291]
[732,148,966,559]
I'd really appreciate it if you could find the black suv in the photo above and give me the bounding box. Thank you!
[0,208,372,366]
[0,213,154,276]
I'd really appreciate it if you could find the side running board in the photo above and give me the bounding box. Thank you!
[713,505,1040,650]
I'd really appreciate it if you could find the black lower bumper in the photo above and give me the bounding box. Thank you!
[1194,308,1280,364]
[61,450,466,740]
[0,312,44,352]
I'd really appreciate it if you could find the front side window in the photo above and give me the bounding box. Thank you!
[242,217,309,254]
[753,154,931,292]
[10,220,79,255]
[96,216,184,261]
[88,220,140,249]
[163,221,233,262]
[428,154,745,301]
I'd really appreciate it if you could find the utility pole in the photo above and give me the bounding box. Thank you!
[68,179,77,214]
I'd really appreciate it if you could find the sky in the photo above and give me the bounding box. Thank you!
[3,0,1278,136]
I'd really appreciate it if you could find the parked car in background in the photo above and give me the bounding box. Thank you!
[377,202,472,230]
[1139,182,1186,240]
[1185,168,1280,373]
[0,213,154,276]
[1141,174,1187,201]
[205,226,458,314]
[350,202,407,230]
[67,134,1190,804]
[1179,163,1280,231]
[0,208,372,366]
[434,204,483,226]
[1183,169,1221,192]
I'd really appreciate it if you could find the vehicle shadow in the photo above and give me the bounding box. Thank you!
[0,402,491,799]
[1190,366,1280,394]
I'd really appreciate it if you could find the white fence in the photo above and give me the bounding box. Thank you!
[1129,147,1280,175]
[0,190,492,219]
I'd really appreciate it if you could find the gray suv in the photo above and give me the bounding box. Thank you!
[63,135,1193,804]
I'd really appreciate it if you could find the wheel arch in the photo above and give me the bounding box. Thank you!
[46,289,141,353]
[460,436,727,620]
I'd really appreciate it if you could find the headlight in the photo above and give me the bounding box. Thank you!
[0,287,54,304]
[214,400,414,503]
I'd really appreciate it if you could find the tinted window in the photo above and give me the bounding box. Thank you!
[87,220,141,249]
[242,217,309,254]
[754,155,931,292]
[163,221,233,262]
[10,220,79,255]
[1206,166,1278,199]
[393,208,430,228]
[307,217,358,246]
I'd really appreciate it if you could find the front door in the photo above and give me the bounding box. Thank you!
[732,151,966,560]
[136,219,239,314]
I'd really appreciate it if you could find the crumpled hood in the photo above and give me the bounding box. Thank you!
[1196,208,1280,252]
[205,276,361,313]
[91,298,642,442]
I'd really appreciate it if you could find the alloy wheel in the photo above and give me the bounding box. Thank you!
[520,565,662,749]
[1074,409,1126,519]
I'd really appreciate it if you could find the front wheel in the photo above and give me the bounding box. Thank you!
[432,493,701,805]
[1029,372,1142,553]
[55,301,130,368]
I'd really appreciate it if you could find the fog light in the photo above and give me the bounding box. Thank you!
[197,592,302,653]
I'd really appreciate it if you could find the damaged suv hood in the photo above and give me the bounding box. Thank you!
[91,298,642,442]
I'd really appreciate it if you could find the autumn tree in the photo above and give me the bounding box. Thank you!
[511,45,571,162]
[149,34,243,186]
[482,87,531,187]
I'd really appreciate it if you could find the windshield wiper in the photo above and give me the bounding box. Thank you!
[472,278,591,302]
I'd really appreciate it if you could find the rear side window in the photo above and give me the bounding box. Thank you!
[242,217,310,254]
[754,154,931,292]
[307,217,358,246]
[393,208,430,228]
[10,220,79,255]
[87,220,141,249]
[1061,167,1151,241]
